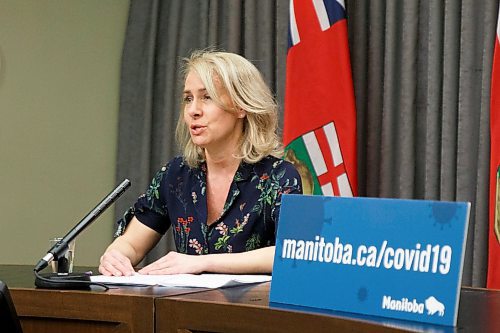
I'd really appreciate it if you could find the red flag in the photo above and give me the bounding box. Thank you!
[488,9,500,289]
[283,0,357,196]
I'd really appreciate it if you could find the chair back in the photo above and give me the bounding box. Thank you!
[0,281,23,333]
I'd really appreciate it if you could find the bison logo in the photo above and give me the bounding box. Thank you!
[425,296,445,316]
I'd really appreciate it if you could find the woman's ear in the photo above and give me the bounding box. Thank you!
[237,108,247,119]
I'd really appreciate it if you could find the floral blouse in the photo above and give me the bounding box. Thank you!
[116,156,302,255]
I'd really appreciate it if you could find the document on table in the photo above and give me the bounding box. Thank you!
[90,273,271,289]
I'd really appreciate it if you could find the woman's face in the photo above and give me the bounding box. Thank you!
[183,71,245,154]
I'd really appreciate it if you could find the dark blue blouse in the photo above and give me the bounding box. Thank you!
[117,156,302,255]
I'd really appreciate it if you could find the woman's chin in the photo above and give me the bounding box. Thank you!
[191,139,207,149]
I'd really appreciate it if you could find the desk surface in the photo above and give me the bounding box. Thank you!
[0,264,204,296]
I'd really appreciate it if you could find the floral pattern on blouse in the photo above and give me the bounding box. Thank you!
[116,156,302,255]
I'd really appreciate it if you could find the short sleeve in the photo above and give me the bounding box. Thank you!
[271,160,303,224]
[115,163,172,237]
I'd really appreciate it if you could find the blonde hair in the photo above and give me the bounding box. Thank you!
[175,50,283,168]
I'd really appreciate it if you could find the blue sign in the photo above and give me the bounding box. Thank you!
[270,195,470,326]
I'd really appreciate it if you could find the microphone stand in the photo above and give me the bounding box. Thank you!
[34,179,131,290]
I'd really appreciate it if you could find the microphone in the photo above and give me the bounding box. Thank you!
[34,179,131,273]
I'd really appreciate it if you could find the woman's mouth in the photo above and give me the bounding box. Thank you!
[190,124,206,135]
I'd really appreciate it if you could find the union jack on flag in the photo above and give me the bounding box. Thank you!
[283,0,357,196]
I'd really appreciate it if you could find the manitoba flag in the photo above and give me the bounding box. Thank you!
[488,7,500,289]
[283,0,357,196]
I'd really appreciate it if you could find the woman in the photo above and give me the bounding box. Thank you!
[99,50,302,276]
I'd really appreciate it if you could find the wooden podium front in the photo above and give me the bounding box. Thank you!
[2,265,500,332]
[156,282,412,333]
[156,282,500,333]
[12,287,154,333]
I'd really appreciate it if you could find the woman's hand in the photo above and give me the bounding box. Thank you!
[99,248,136,276]
[98,218,162,276]
[139,246,274,275]
[138,251,205,275]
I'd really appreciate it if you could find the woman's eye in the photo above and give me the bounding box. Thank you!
[202,95,211,101]
[183,96,193,103]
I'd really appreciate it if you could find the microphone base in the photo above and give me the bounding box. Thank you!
[35,272,91,290]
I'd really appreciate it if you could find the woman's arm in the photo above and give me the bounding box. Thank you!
[138,246,275,275]
[99,217,162,276]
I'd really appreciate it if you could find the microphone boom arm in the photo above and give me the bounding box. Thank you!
[34,179,131,273]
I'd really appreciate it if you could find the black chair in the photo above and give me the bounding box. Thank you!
[0,281,23,333]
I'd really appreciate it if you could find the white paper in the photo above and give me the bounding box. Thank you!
[90,273,271,289]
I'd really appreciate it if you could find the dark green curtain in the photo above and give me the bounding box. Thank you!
[116,0,497,287]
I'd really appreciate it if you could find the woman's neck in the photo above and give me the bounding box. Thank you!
[205,151,241,175]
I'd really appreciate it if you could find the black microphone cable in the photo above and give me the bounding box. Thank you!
[33,269,109,290]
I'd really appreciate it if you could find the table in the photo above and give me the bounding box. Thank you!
[0,265,206,333]
[3,265,500,332]
[156,282,500,333]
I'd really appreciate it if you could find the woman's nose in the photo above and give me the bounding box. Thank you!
[186,99,202,118]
